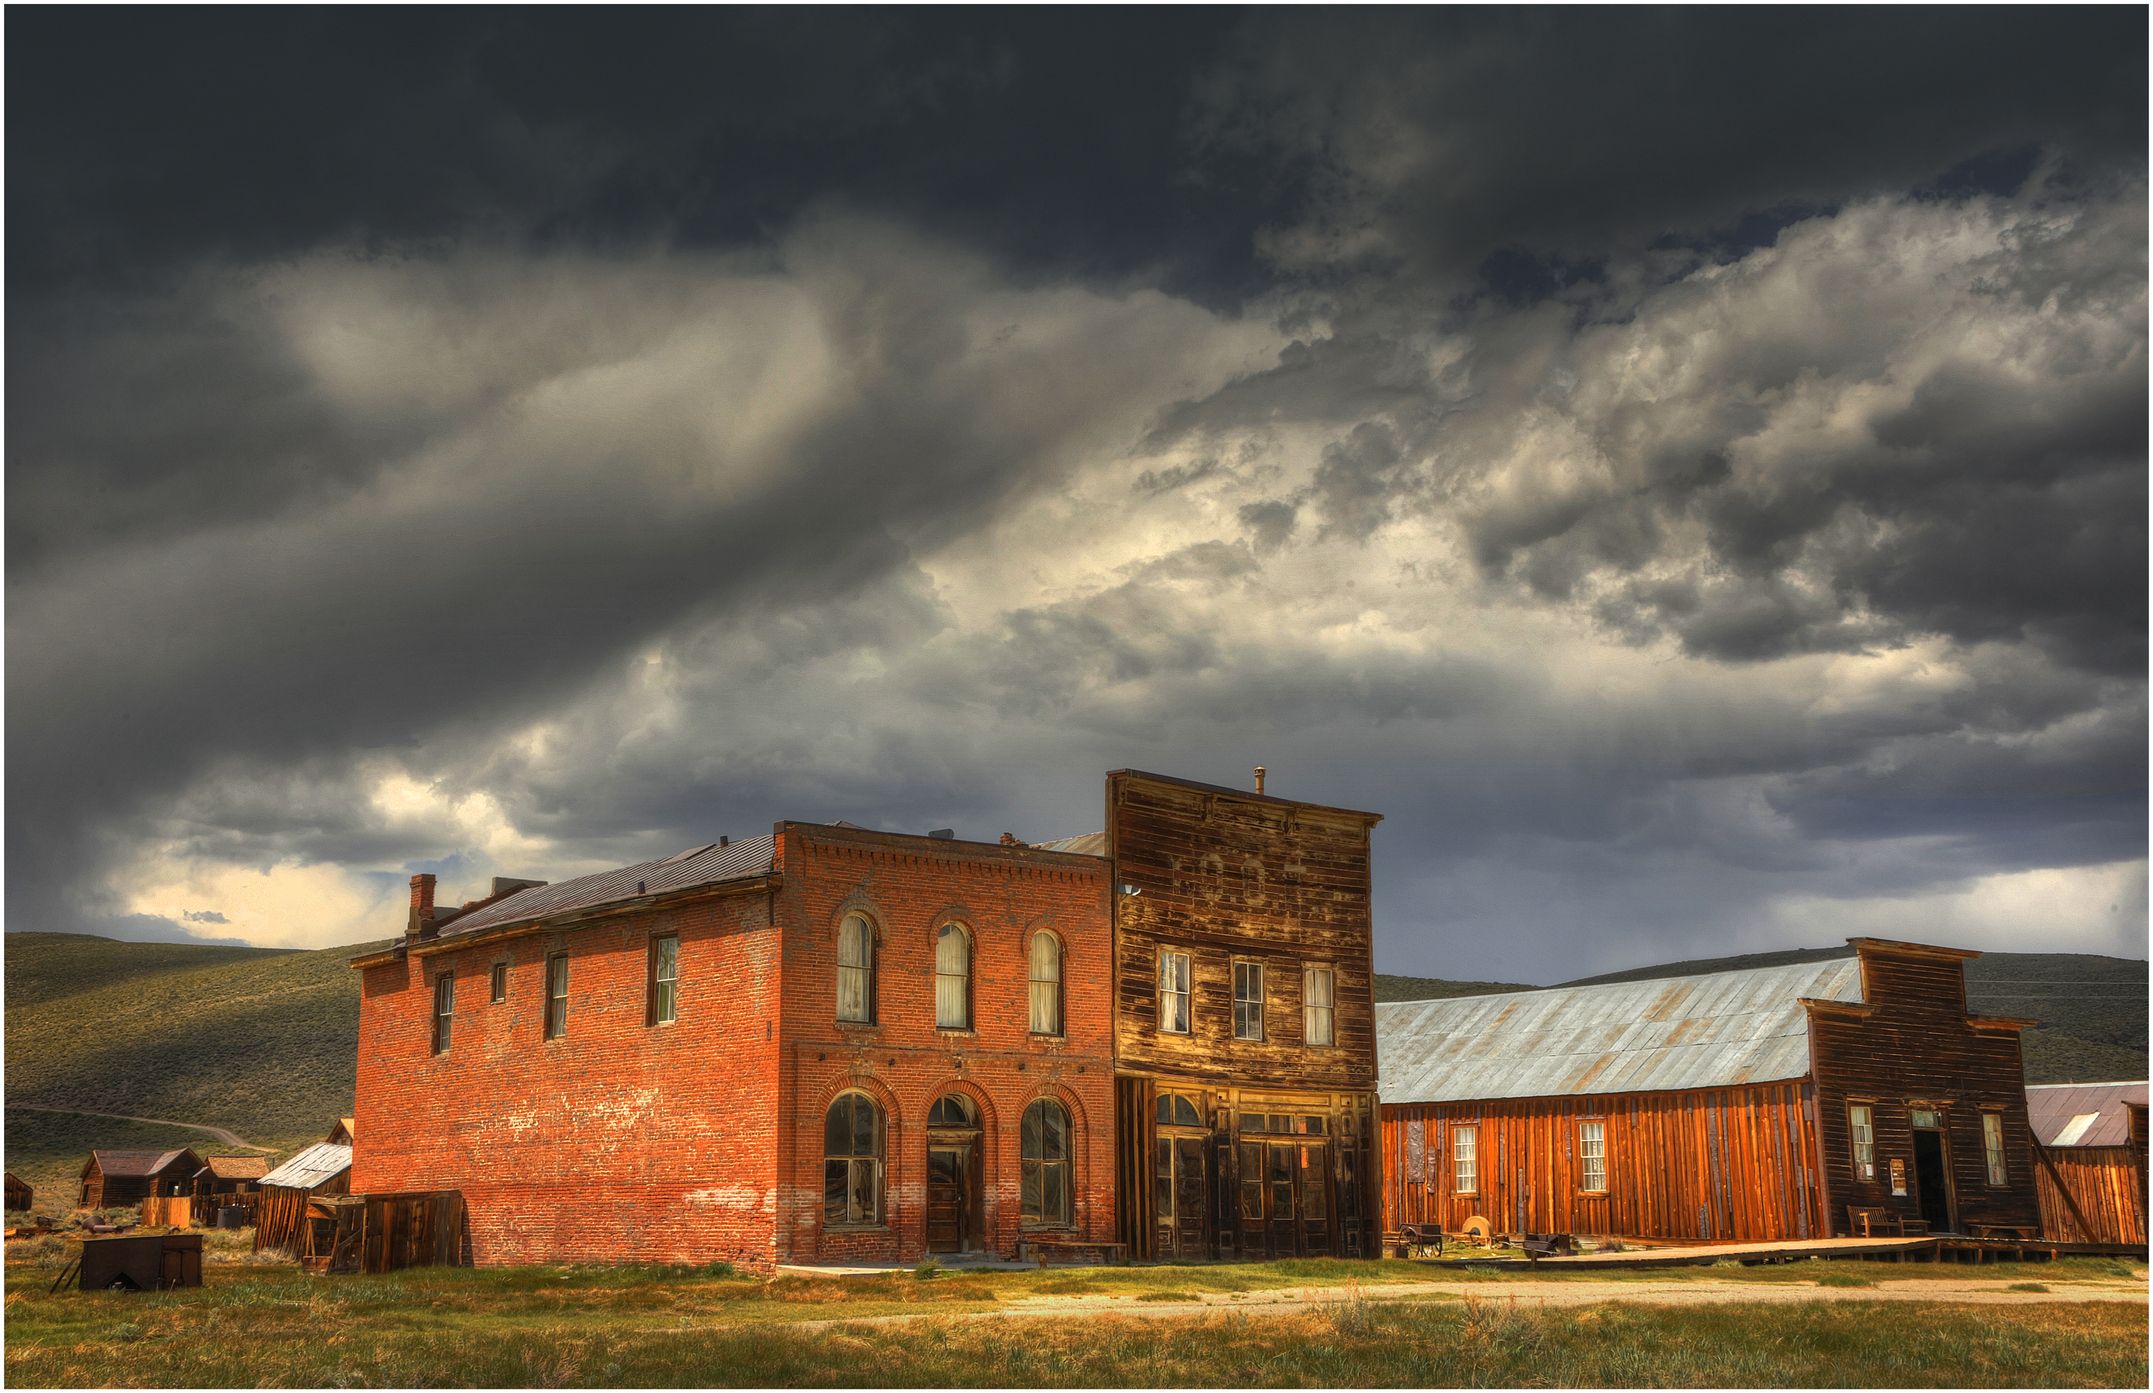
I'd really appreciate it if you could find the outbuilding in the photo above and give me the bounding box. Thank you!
[2027,1081,2146,1244]
[1377,940,2042,1243]
[5,1172,32,1211]
[252,1142,354,1253]
[79,1149,203,1211]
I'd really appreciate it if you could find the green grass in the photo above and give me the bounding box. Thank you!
[0,1262,2142,1387]
[1373,973,1538,1002]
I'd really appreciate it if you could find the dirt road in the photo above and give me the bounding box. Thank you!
[10,1104,270,1152]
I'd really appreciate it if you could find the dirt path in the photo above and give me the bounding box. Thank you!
[800,1276,2150,1328]
[10,1104,271,1152]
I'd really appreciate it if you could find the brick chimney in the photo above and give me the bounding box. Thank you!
[407,873,437,938]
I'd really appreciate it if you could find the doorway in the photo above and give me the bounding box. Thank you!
[926,1094,982,1254]
[1911,1127,1954,1232]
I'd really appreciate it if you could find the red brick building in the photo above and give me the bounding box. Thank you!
[354,821,1115,1268]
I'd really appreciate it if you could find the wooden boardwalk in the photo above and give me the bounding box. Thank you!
[1447,1234,2145,1270]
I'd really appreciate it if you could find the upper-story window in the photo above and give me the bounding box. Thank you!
[1029,930,1064,1036]
[647,933,679,1026]
[1848,1103,1876,1182]
[1303,965,1335,1046]
[935,923,972,1029]
[1233,961,1265,1041]
[837,913,876,1023]
[489,962,508,1004]
[543,952,569,1040]
[431,972,454,1055]
[1157,950,1191,1034]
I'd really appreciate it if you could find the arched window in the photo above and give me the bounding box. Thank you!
[824,1091,884,1225]
[1156,1094,1203,1129]
[928,1093,977,1129]
[1021,1098,1073,1226]
[1028,931,1063,1036]
[935,922,971,1029]
[837,913,875,1023]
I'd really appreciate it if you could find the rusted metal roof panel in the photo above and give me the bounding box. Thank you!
[2026,1081,2147,1147]
[435,835,777,939]
[260,1143,352,1191]
[1376,958,1863,1104]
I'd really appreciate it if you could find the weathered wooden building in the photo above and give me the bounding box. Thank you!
[2027,1081,2146,1245]
[5,1171,32,1211]
[1377,940,2042,1242]
[192,1155,268,1203]
[1096,769,1383,1261]
[253,1141,355,1254]
[79,1149,202,1210]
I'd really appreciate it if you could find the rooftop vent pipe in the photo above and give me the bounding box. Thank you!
[1254,766,1267,796]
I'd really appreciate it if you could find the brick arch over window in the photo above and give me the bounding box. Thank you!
[1018,1084,1089,1229]
[924,1076,999,1137]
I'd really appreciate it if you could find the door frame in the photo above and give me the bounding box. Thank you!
[1908,1108,1957,1233]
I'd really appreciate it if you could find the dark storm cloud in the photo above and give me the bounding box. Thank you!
[6,9,2144,976]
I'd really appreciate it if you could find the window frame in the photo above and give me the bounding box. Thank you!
[431,971,454,1056]
[822,1091,885,1229]
[1453,1124,1479,1195]
[1157,949,1192,1035]
[1848,1102,1876,1182]
[1028,929,1064,1037]
[1232,959,1265,1042]
[836,912,877,1025]
[1577,1118,1607,1193]
[1302,963,1335,1047]
[934,921,973,1031]
[489,961,508,1005]
[647,932,679,1027]
[1981,1110,2009,1186]
[543,951,569,1041]
[1020,1097,1074,1228]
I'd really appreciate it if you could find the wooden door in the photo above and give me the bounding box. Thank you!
[1912,1128,1954,1232]
[926,1145,973,1254]
[1155,1135,1208,1259]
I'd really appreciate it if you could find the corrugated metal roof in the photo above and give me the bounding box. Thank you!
[1031,832,1106,856]
[2026,1082,2147,1147]
[436,835,777,939]
[88,1148,198,1177]
[260,1143,352,1191]
[1376,958,1864,1105]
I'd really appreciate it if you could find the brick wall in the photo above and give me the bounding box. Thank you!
[774,824,1117,1263]
[353,883,784,1268]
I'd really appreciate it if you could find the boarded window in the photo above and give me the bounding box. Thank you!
[1029,931,1064,1035]
[543,953,568,1040]
[837,913,875,1023]
[1848,1104,1876,1182]
[1021,1099,1072,1225]
[1454,1125,1478,1194]
[1579,1120,1606,1192]
[1982,1112,2008,1185]
[935,923,971,1029]
[1158,950,1191,1034]
[647,934,679,1026]
[1232,961,1264,1041]
[1405,1117,1426,1176]
[432,973,453,1055]
[489,962,507,1004]
[824,1091,883,1225]
[1303,965,1334,1046]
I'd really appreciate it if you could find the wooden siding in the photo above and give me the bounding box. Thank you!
[1106,771,1382,1260]
[1807,943,2042,1236]
[1381,1083,1824,1242]
[2034,1145,2146,1244]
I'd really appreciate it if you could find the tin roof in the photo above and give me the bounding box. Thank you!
[2026,1081,2147,1148]
[1376,958,1864,1105]
[87,1148,199,1178]
[435,835,777,939]
[1031,832,1106,856]
[260,1142,353,1190]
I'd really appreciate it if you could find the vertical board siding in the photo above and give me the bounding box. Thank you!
[2034,1146,2147,1244]
[1380,1083,1823,1242]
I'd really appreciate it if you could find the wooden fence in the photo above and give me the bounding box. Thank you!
[2035,1145,2146,1244]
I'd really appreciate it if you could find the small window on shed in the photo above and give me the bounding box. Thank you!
[431,972,454,1055]
[1578,1120,1606,1192]
[489,962,507,1004]
[648,934,679,1026]
[1982,1112,2008,1185]
[544,952,569,1040]
[1848,1104,1876,1182]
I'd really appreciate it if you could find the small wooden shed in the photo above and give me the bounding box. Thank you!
[5,1171,33,1211]
[2029,1081,2147,1245]
[193,1154,269,1200]
[253,1142,353,1253]
[79,1148,203,1210]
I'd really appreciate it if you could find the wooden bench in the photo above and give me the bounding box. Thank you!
[1848,1206,1929,1238]
[1024,1238,1126,1267]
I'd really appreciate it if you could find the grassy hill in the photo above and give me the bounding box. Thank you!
[1373,973,1537,1002]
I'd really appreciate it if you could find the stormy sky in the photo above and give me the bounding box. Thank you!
[7,9,2147,984]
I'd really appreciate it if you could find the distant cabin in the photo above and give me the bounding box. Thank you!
[80,1148,204,1210]
[5,1171,32,1211]
[192,1154,269,1201]
[2027,1081,2147,1245]
[325,1118,355,1147]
